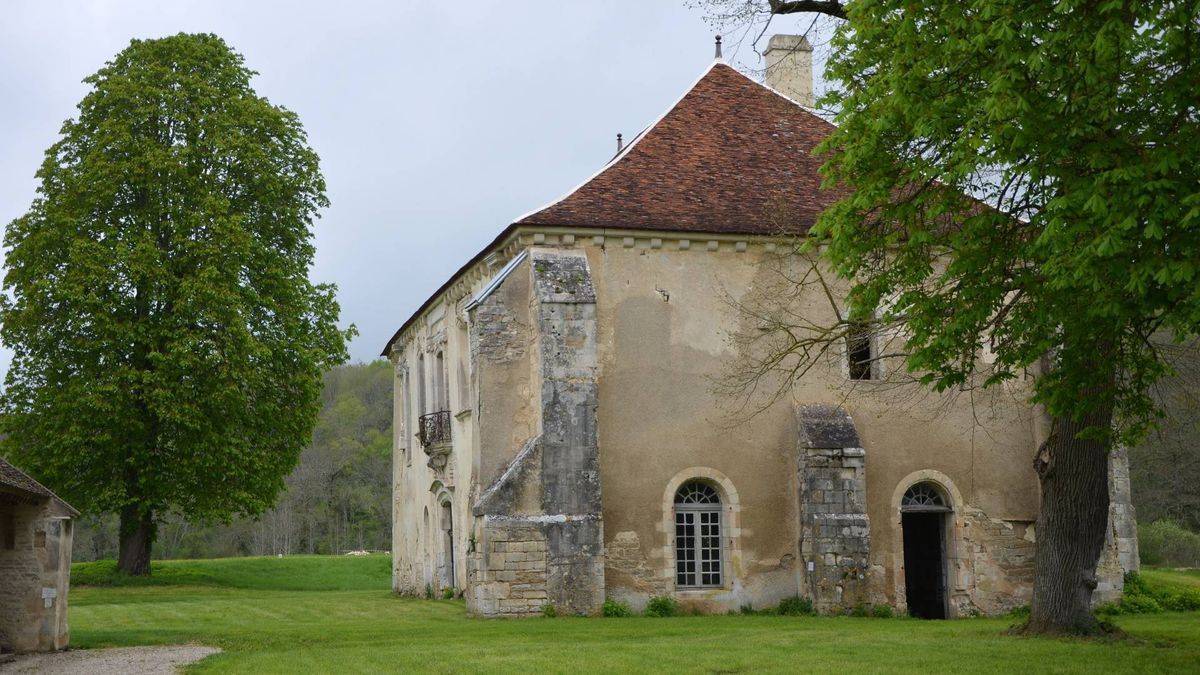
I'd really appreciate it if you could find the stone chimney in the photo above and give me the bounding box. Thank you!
[763,34,814,107]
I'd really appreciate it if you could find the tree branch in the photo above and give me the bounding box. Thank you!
[768,0,847,19]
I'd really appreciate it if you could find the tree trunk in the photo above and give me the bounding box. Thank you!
[118,505,155,576]
[1026,402,1113,635]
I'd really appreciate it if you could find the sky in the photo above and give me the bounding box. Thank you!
[0,0,829,371]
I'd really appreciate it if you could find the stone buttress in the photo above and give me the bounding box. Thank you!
[467,249,604,616]
[795,404,872,613]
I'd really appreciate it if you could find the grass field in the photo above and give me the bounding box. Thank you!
[69,556,1200,673]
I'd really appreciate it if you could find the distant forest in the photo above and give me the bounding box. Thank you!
[73,361,393,561]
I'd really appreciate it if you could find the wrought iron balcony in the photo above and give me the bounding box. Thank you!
[419,410,452,449]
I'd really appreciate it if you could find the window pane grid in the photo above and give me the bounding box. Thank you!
[675,504,722,588]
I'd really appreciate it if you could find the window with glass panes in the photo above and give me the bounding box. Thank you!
[674,481,723,588]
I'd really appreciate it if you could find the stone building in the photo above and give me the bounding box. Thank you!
[384,35,1137,617]
[0,458,76,653]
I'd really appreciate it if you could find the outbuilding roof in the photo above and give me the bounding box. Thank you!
[382,59,839,356]
[0,457,79,515]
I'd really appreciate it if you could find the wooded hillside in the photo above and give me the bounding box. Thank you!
[72,361,393,560]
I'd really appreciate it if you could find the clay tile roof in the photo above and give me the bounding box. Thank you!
[381,61,838,356]
[516,61,840,235]
[0,457,79,515]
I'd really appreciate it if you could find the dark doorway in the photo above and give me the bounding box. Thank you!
[902,511,947,619]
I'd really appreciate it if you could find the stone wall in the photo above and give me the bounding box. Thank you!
[0,500,72,653]
[469,520,550,616]
[1095,446,1140,604]
[953,509,1036,615]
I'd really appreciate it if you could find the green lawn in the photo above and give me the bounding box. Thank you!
[70,556,1200,673]
[1141,567,1200,594]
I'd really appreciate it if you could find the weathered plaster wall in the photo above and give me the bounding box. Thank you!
[573,233,1040,614]
[0,500,72,653]
[390,227,1083,617]
[390,251,508,596]
[473,257,539,489]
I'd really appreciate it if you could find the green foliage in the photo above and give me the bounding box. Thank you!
[1007,605,1032,620]
[602,599,632,617]
[0,34,350,544]
[1139,520,1200,567]
[1097,572,1200,615]
[850,604,870,618]
[442,587,455,600]
[71,362,394,561]
[871,604,895,619]
[541,603,558,618]
[776,595,815,616]
[815,0,1200,444]
[644,596,679,617]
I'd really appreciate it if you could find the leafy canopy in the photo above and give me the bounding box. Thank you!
[815,0,1200,440]
[1,33,351,520]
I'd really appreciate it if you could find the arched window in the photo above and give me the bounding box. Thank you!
[901,482,951,512]
[674,481,723,588]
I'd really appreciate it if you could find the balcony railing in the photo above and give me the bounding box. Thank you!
[418,410,452,449]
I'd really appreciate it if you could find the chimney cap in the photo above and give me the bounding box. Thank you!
[764,34,813,54]
[714,35,723,59]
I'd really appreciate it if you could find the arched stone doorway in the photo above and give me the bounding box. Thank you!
[900,482,952,619]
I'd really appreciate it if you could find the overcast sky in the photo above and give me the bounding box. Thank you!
[0,1,828,370]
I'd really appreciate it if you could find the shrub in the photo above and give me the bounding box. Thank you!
[1118,592,1164,615]
[739,603,756,615]
[541,603,557,618]
[871,604,895,619]
[1162,590,1200,612]
[644,596,679,617]
[1101,571,1200,615]
[1006,605,1031,620]
[776,596,815,616]
[424,583,434,600]
[850,604,870,617]
[602,599,632,617]
[1139,520,1200,567]
[442,587,455,600]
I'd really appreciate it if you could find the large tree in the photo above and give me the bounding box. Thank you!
[704,0,1200,634]
[1,33,351,574]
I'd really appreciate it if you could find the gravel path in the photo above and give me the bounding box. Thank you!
[1,645,220,674]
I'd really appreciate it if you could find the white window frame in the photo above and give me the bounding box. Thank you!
[674,482,724,589]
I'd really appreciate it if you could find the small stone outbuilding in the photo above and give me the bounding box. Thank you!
[0,458,77,654]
